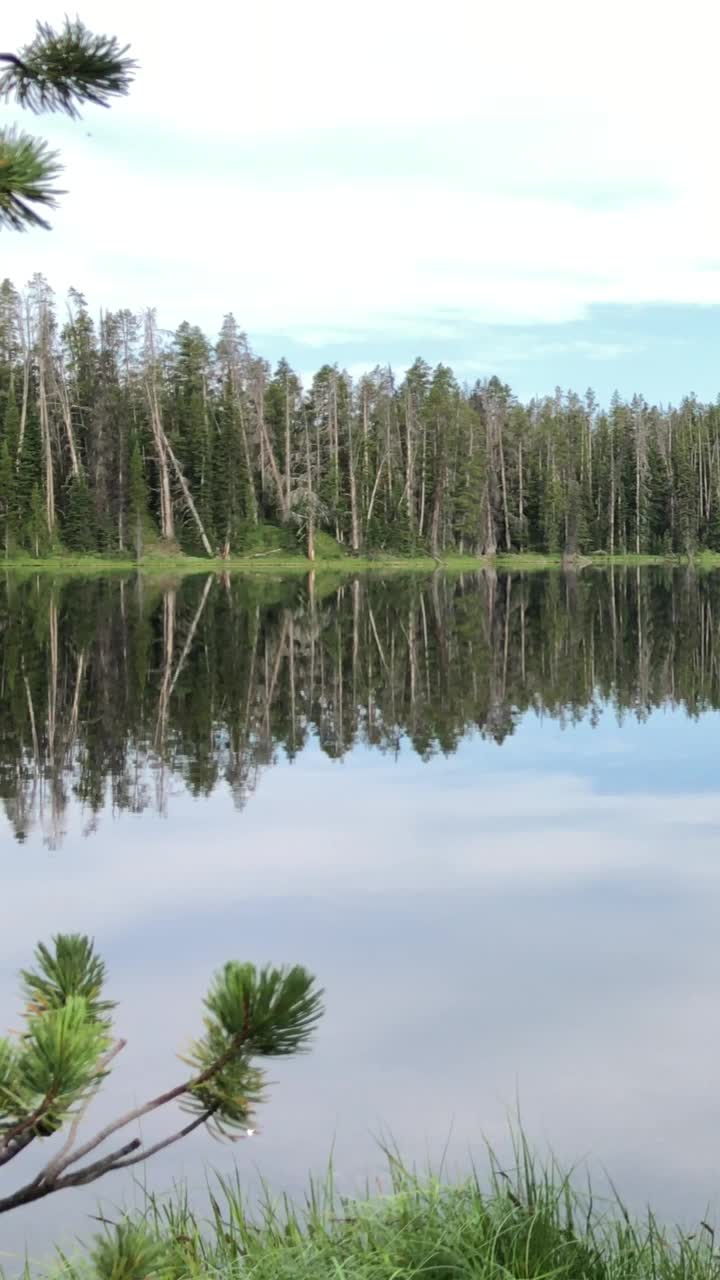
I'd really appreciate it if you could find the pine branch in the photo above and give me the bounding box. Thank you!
[0,1094,56,1157]
[40,1040,127,1180]
[0,1131,35,1169]
[49,1030,248,1180]
[0,20,136,118]
[0,1038,241,1214]
[57,1138,142,1188]
[0,55,31,77]
[0,944,323,1217]
[102,1109,214,1171]
[0,127,63,231]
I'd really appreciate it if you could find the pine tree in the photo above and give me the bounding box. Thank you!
[128,434,148,560]
[63,472,96,551]
[28,481,47,557]
[16,409,43,540]
[0,437,15,555]
[2,391,20,461]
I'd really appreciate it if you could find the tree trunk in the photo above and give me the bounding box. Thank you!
[418,420,427,537]
[258,402,289,521]
[162,435,214,558]
[16,299,30,465]
[498,419,511,550]
[609,435,615,557]
[38,350,55,535]
[284,372,292,516]
[55,355,81,478]
[347,401,360,553]
[304,417,315,561]
[518,439,524,551]
[143,315,174,542]
[405,389,415,538]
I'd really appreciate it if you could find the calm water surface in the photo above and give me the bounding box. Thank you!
[3,567,720,1262]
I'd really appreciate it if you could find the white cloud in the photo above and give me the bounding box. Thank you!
[4,751,720,959]
[5,0,720,341]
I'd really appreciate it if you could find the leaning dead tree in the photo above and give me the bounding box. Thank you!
[142,310,214,555]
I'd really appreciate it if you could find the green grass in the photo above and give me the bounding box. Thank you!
[25,1142,720,1280]
[3,548,720,577]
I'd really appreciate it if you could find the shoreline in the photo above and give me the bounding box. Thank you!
[3,550,720,575]
[25,1152,720,1279]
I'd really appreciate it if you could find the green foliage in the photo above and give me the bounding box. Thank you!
[182,962,323,1137]
[0,436,15,551]
[127,435,149,555]
[15,997,109,1134]
[0,935,322,1218]
[312,529,347,559]
[63,474,97,551]
[90,1221,171,1280]
[1,270,720,560]
[0,1037,22,1118]
[232,520,296,555]
[1,936,111,1138]
[46,1146,720,1280]
[2,390,20,456]
[1,20,136,117]
[181,1025,265,1138]
[206,962,323,1055]
[15,410,42,537]
[0,19,135,230]
[0,126,62,230]
[28,482,48,556]
[21,934,115,1023]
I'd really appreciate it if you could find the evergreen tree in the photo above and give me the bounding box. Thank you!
[128,434,148,560]
[0,437,15,554]
[63,472,96,550]
[0,272,720,561]
[28,481,47,557]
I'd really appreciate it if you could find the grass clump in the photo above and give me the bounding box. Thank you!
[29,1141,720,1280]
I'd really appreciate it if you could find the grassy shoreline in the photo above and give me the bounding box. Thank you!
[3,550,720,576]
[28,1149,720,1280]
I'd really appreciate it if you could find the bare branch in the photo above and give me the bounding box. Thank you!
[57,1138,141,1188]
[108,1110,212,1170]
[41,1039,127,1180]
[0,1093,57,1159]
[0,1132,35,1169]
[48,1031,245,1180]
[0,54,31,73]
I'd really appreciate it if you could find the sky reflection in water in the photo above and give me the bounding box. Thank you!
[2,571,720,1262]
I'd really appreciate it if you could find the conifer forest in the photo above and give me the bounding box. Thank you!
[1,275,719,561]
[2,566,716,846]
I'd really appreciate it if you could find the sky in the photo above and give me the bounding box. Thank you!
[4,0,720,403]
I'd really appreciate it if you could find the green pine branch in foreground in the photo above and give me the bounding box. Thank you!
[0,126,63,230]
[0,934,323,1215]
[0,18,136,230]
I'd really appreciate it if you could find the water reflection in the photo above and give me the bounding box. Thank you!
[4,568,720,1265]
[2,565,719,845]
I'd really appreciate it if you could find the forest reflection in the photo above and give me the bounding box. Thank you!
[1,566,717,846]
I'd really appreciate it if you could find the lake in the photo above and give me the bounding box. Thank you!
[3,566,720,1264]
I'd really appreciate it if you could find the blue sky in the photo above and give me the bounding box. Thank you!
[5,0,720,404]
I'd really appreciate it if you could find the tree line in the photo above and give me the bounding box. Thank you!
[2,277,720,560]
[1,566,716,845]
